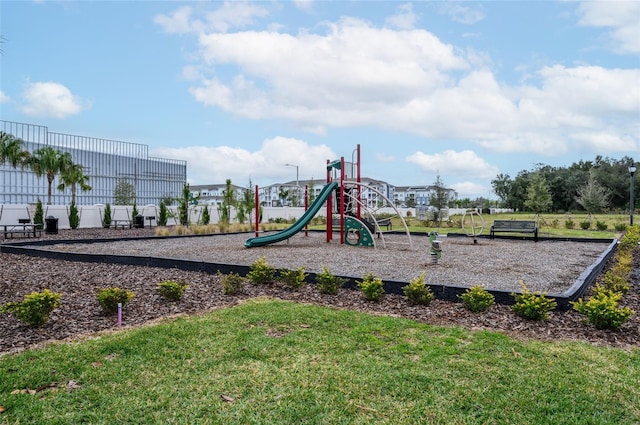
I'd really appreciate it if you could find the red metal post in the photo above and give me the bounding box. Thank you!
[304,184,309,237]
[340,156,345,245]
[357,143,361,220]
[326,159,332,243]
[254,185,259,237]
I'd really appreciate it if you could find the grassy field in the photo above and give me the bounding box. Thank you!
[1,299,638,424]
[392,212,628,239]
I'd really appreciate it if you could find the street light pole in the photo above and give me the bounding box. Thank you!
[284,163,299,187]
[630,164,636,226]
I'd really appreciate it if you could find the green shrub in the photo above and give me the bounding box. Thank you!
[219,272,244,295]
[96,287,135,314]
[68,200,80,229]
[201,205,210,225]
[550,219,560,229]
[357,273,385,302]
[315,266,347,295]
[564,219,575,229]
[403,272,435,306]
[600,271,630,295]
[246,257,276,284]
[156,280,189,301]
[614,223,628,232]
[102,203,112,228]
[0,289,62,326]
[572,289,635,330]
[511,282,557,320]
[459,285,495,312]
[618,225,640,251]
[34,198,44,229]
[279,267,308,291]
[158,200,168,226]
[595,220,608,231]
[580,220,591,230]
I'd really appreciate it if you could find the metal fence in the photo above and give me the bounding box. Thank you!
[1,120,187,205]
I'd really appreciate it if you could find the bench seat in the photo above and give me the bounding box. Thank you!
[490,220,538,242]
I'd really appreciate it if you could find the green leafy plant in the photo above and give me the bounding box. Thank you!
[595,220,608,231]
[564,219,575,229]
[0,289,62,326]
[459,285,495,312]
[156,280,189,301]
[96,287,135,314]
[68,200,80,229]
[34,198,44,229]
[511,282,557,320]
[316,266,347,295]
[614,222,628,232]
[600,271,630,295]
[580,220,591,230]
[246,257,276,284]
[279,267,308,291]
[201,205,210,225]
[132,202,139,220]
[102,203,112,228]
[403,272,435,306]
[357,272,385,302]
[572,288,635,330]
[219,272,244,295]
[158,200,168,226]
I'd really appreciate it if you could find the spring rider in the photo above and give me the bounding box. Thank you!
[428,231,442,265]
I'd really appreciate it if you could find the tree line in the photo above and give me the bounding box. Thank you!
[491,156,636,213]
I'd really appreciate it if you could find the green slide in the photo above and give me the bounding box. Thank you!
[244,182,338,248]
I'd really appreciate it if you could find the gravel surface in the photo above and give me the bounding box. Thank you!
[30,231,609,294]
[1,228,638,354]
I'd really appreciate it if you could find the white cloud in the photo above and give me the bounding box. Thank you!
[0,90,9,103]
[151,137,336,185]
[159,5,639,162]
[292,0,314,12]
[406,150,499,179]
[439,3,485,25]
[19,82,88,119]
[154,1,269,34]
[386,3,418,30]
[450,181,490,198]
[577,1,640,54]
[376,152,395,163]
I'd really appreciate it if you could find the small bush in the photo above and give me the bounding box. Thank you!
[580,220,591,230]
[279,267,308,291]
[595,220,608,231]
[572,289,635,330]
[357,273,385,302]
[219,272,244,295]
[511,282,557,320]
[614,223,628,232]
[247,257,276,284]
[564,219,575,229]
[600,271,630,295]
[316,266,347,295]
[156,280,189,301]
[550,219,560,229]
[403,272,435,306]
[459,285,495,312]
[0,289,62,326]
[96,287,135,314]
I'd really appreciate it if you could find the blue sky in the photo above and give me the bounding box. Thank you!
[1,1,639,199]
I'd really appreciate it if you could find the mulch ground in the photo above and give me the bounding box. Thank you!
[1,229,638,355]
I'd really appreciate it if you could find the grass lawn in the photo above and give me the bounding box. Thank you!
[1,299,638,424]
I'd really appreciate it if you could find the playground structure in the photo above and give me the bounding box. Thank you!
[245,145,412,249]
[461,208,485,244]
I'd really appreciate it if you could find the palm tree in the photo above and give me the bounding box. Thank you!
[57,162,92,204]
[30,146,73,205]
[0,131,30,168]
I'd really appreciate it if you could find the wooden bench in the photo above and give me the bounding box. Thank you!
[490,220,538,242]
